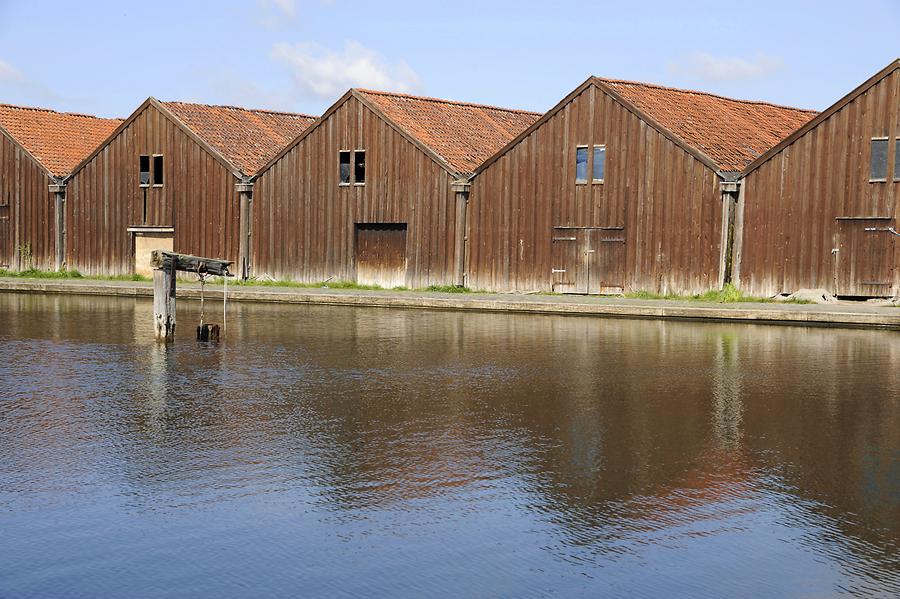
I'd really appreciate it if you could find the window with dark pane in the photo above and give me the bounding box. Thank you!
[592,145,606,183]
[894,139,900,181]
[339,151,351,184]
[139,155,150,186]
[152,155,164,186]
[575,146,588,183]
[870,138,888,181]
[354,150,366,184]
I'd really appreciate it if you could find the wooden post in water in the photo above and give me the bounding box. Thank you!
[150,250,232,343]
[153,263,176,342]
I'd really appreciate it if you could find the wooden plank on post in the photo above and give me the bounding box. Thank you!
[153,266,176,342]
[151,250,232,276]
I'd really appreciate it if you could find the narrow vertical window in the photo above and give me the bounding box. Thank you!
[575,146,588,183]
[339,151,351,185]
[870,138,888,181]
[894,138,900,182]
[354,150,366,185]
[592,145,606,183]
[152,155,164,186]
[139,155,150,186]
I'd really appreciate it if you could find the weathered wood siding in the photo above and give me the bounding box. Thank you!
[252,95,458,287]
[66,103,240,276]
[0,130,56,270]
[468,83,723,294]
[739,68,900,297]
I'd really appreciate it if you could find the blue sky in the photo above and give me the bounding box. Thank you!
[0,0,898,119]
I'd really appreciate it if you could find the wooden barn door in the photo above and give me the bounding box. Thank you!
[552,229,587,293]
[589,228,626,294]
[834,218,895,297]
[355,223,408,288]
[0,203,9,269]
[552,228,626,294]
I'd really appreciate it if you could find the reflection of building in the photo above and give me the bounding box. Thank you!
[5,294,898,585]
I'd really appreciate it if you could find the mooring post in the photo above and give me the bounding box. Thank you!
[150,250,232,343]
[153,263,176,342]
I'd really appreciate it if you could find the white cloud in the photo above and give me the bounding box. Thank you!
[0,58,25,83]
[271,40,420,100]
[669,53,784,82]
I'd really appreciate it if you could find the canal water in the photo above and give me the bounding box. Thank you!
[0,293,898,598]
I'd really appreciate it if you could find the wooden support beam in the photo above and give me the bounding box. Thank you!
[151,250,232,276]
[236,182,253,280]
[153,266,176,342]
[454,189,469,287]
[49,183,66,272]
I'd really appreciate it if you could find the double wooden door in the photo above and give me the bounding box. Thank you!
[355,223,408,289]
[834,218,896,297]
[551,227,625,294]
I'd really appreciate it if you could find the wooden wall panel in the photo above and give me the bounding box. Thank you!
[740,68,900,297]
[252,95,458,288]
[468,83,723,294]
[0,131,56,270]
[66,104,240,276]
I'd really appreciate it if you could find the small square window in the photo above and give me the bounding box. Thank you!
[575,146,588,183]
[870,138,888,181]
[592,145,606,183]
[339,150,351,185]
[354,150,366,185]
[152,155,164,186]
[139,155,150,186]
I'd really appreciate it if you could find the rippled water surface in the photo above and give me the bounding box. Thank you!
[1,293,898,598]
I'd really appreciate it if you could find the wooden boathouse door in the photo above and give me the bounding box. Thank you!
[834,218,896,297]
[551,227,625,294]
[355,223,408,288]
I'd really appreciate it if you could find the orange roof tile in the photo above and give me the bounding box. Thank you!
[356,90,542,175]
[598,78,818,172]
[0,103,121,177]
[161,101,317,175]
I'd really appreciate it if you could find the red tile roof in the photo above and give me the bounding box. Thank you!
[598,78,818,172]
[161,101,317,175]
[356,90,542,175]
[0,103,121,177]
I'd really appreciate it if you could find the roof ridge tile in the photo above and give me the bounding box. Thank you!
[355,88,543,117]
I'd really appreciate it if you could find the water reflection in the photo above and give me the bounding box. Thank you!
[0,293,898,598]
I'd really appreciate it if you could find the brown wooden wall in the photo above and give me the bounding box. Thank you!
[0,130,56,270]
[66,103,240,276]
[467,83,724,294]
[252,95,458,287]
[739,69,900,297]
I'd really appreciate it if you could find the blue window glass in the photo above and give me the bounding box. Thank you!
[575,146,588,183]
[592,145,606,182]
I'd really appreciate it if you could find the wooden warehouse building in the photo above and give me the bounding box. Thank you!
[62,98,315,277]
[736,59,900,298]
[466,77,816,295]
[250,89,541,288]
[0,104,119,271]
